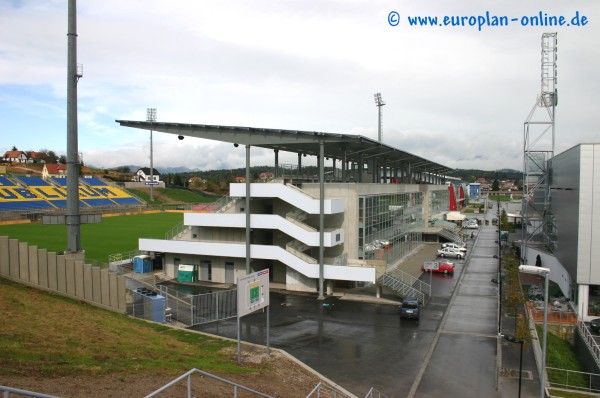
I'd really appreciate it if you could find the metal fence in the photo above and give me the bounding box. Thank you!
[190,288,238,325]
[126,283,238,327]
[546,367,600,394]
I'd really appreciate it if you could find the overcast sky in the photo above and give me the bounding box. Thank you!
[1,0,598,173]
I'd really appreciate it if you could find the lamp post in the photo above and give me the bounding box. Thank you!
[504,334,524,398]
[519,264,550,398]
[146,108,157,201]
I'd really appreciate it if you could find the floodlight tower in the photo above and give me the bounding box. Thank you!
[147,108,157,201]
[522,33,557,259]
[374,93,386,143]
[66,0,83,253]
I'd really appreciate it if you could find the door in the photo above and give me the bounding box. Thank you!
[200,260,211,281]
[225,262,234,284]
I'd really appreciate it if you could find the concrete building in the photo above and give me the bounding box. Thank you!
[523,143,600,321]
[118,120,456,299]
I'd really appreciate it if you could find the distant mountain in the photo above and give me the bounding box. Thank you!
[453,168,522,182]
[108,165,199,174]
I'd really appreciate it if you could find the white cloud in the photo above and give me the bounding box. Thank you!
[1,0,599,173]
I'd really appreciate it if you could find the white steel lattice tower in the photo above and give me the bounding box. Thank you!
[374,93,385,143]
[522,32,557,259]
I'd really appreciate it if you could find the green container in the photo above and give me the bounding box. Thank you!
[177,264,197,283]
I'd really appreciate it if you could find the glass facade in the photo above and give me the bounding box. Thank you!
[359,192,423,267]
[429,188,450,221]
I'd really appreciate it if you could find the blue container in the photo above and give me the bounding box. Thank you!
[133,255,153,273]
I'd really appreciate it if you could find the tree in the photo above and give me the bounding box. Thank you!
[58,155,67,164]
[492,178,500,192]
[11,146,17,151]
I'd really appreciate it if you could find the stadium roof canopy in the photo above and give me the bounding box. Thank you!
[116,120,454,176]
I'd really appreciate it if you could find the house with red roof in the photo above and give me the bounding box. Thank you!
[3,150,27,163]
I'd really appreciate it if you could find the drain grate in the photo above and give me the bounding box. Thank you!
[500,369,533,380]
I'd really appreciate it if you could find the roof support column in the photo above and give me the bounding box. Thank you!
[332,158,336,180]
[318,140,325,299]
[245,145,251,274]
[372,161,378,183]
[341,148,347,182]
[274,149,279,179]
[358,154,364,183]
[383,158,388,184]
[297,152,302,178]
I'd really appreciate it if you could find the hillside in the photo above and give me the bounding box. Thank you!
[0,277,322,397]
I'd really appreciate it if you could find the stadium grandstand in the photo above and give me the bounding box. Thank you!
[0,174,143,211]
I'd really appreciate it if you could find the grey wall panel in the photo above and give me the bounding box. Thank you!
[65,258,75,296]
[109,272,118,310]
[9,239,19,278]
[83,264,93,301]
[38,249,48,288]
[56,255,66,293]
[100,268,110,306]
[47,252,57,290]
[92,266,102,303]
[18,242,29,281]
[117,275,126,313]
[74,260,84,299]
[550,146,581,280]
[28,246,38,285]
[0,236,9,276]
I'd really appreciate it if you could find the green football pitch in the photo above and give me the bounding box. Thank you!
[0,212,182,264]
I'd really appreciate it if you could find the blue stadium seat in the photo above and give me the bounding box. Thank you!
[0,201,54,211]
[0,176,16,186]
[17,177,50,186]
[83,198,117,207]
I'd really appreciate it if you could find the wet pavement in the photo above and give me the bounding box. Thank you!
[191,202,541,398]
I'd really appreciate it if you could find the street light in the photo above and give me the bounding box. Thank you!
[504,334,524,398]
[519,264,550,398]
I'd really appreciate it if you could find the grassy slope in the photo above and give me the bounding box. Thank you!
[0,277,248,377]
[0,213,182,263]
[129,187,215,205]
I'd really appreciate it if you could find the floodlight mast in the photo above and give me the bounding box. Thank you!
[374,93,385,143]
[66,0,82,253]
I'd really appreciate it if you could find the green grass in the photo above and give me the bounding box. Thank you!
[0,277,254,377]
[538,326,590,393]
[0,212,182,263]
[128,187,214,205]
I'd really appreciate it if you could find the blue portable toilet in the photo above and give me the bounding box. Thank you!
[133,255,153,273]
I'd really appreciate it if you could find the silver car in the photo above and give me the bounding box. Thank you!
[437,247,465,259]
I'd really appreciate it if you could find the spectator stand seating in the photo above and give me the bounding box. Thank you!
[0,176,143,211]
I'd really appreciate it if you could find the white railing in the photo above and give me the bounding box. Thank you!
[145,368,274,398]
[286,244,318,264]
[165,221,185,240]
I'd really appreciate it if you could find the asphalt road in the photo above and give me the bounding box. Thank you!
[192,254,477,397]
[189,210,514,398]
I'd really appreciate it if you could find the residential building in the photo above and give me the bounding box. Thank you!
[135,168,161,183]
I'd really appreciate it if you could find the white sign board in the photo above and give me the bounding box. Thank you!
[237,269,270,318]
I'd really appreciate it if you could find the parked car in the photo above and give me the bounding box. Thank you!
[421,261,455,274]
[437,247,465,259]
[464,221,479,229]
[590,318,600,333]
[441,242,467,252]
[400,298,420,320]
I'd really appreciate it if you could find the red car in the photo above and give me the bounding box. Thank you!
[421,261,455,274]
